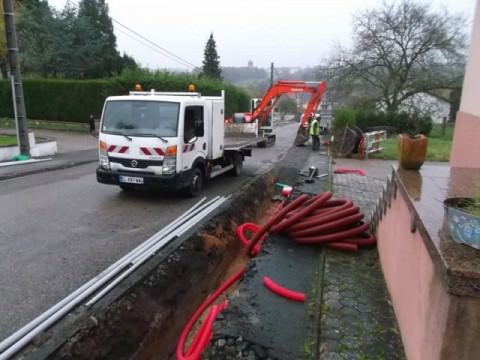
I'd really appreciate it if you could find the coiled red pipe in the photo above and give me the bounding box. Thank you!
[343,234,377,247]
[236,223,263,256]
[246,194,309,256]
[287,206,359,232]
[270,192,332,233]
[288,213,364,238]
[293,222,370,245]
[247,192,375,253]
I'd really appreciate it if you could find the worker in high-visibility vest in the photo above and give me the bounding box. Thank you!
[310,116,321,151]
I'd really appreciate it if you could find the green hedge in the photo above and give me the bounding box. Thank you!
[0,71,250,122]
[332,107,357,130]
[332,106,433,135]
[355,109,433,135]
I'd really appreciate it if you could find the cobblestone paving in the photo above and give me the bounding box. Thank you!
[319,173,405,360]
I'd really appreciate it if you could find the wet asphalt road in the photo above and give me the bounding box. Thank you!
[0,122,301,341]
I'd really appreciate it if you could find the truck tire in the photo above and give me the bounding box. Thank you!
[257,139,267,148]
[185,167,203,197]
[229,153,242,176]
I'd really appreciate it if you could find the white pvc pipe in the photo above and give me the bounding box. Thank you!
[0,197,208,355]
[0,196,226,360]
[86,196,228,306]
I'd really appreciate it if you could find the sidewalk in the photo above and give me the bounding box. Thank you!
[320,156,404,359]
[0,129,98,181]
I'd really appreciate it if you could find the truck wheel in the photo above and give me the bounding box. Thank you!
[257,139,267,148]
[229,153,242,176]
[185,167,203,197]
[266,134,276,146]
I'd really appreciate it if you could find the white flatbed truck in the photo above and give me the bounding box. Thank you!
[96,90,257,196]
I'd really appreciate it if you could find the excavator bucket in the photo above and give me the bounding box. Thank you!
[294,125,309,146]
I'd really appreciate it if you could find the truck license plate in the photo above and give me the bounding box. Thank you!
[119,176,144,184]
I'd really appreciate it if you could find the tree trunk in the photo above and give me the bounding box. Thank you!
[448,88,461,123]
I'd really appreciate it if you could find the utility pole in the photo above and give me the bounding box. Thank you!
[270,62,274,88]
[3,0,30,156]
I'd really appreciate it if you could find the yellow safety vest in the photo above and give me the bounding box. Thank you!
[309,119,320,136]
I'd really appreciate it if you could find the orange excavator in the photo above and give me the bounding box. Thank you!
[230,80,327,146]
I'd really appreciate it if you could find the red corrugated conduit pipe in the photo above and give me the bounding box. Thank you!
[176,268,245,360]
[243,191,376,256]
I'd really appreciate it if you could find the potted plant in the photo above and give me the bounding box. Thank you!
[398,133,428,170]
[397,113,432,170]
[444,194,480,250]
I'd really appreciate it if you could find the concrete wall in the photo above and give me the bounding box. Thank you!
[450,0,480,167]
[0,132,57,161]
[377,192,480,359]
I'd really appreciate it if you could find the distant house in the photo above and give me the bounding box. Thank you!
[400,92,450,124]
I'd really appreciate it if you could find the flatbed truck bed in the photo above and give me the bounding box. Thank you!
[224,134,259,150]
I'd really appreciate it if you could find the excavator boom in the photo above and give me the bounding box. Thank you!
[229,80,327,147]
[293,81,328,146]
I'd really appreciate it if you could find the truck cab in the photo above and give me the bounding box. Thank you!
[96,90,249,196]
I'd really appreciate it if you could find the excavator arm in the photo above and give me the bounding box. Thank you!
[299,81,327,127]
[229,80,327,146]
[293,80,328,146]
[250,81,318,127]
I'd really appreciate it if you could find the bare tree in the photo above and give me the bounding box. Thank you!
[328,0,467,112]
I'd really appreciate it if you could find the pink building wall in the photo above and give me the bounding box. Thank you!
[450,0,480,168]
[377,195,450,360]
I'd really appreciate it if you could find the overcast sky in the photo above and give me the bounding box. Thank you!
[47,0,477,70]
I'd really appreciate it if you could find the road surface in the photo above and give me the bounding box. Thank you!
[0,121,303,340]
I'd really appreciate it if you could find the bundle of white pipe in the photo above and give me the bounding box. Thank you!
[0,195,229,360]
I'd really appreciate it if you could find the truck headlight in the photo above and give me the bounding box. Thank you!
[100,154,110,169]
[162,145,177,175]
[99,141,110,169]
[162,156,176,175]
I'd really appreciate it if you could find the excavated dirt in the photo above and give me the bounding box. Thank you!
[28,175,277,360]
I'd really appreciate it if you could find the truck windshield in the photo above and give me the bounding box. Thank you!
[102,100,179,137]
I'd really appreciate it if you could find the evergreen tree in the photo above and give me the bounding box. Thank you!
[16,0,57,76]
[76,0,119,77]
[201,33,222,80]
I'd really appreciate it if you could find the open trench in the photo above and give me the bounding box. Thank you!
[20,174,278,360]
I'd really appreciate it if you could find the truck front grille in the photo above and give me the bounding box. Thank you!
[109,157,163,169]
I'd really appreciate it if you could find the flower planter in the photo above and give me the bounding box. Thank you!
[444,197,480,250]
[398,133,428,170]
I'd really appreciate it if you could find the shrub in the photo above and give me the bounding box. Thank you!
[0,71,250,122]
[414,115,433,135]
[353,109,433,136]
[355,109,379,129]
[333,107,356,129]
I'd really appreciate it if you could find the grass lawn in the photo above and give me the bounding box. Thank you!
[370,123,453,162]
[0,117,89,132]
[0,135,17,146]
